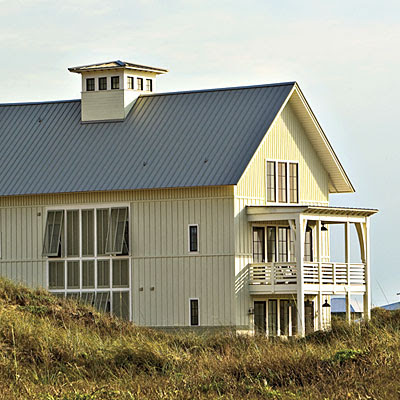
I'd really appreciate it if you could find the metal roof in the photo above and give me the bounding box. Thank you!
[0,82,294,196]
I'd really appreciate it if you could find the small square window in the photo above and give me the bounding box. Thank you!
[188,225,198,252]
[146,79,152,92]
[99,77,107,90]
[137,78,143,91]
[127,76,134,90]
[86,78,95,91]
[111,76,120,90]
[190,299,199,326]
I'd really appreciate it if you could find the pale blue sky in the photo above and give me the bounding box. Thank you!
[1,0,399,306]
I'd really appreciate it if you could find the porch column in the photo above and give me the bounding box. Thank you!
[345,221,351,324]
[364,218,371,320]
[296,215,305,336]
[316,220,323,330]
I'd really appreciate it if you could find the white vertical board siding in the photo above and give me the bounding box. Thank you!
[130,197,235,327]
[237,103,329,205]
[0,206,46,288]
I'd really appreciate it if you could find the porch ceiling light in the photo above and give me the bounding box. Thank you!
[321,223,328,232]
[322,299,331,308]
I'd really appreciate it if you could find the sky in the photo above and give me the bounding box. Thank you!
[0,0,399,306]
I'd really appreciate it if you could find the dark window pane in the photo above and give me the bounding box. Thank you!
[42,210,64,257]
[278,227,289,262]
[82,260,95,288]
[49,261,64,289]
[86,78,95,91]
[112,291,130,320]
[127,76,134,89]
[252,227,265,262]
[267,161,276,202]
[67,260,79,289]
[99,77,107,90]
[304,226,313,262]
[137,78,143,91]
[96,209,108,256]
[111,76,119,89]
[278,162,287,203]
[266,227,276,262]
[112,259,129,288]
[82,209,94,257]
[105,208,129,255]
[289,163,298,203]
[67,210,79,257]
[189,225,198,252]
[97,260,110,288]
[268,299,277,336]
[190,299,199,326]
[146,79,152,91]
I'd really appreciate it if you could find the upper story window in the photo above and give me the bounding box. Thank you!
[127,76,134,90]
[86,78,95,91]
[99,77,107,90]
[111,76,120,90]
[137,78,143,91]
[188,224,199,252]
[146,79,153,92]
[266,160,299,204]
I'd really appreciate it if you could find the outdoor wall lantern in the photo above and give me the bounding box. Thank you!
[321,223,328,232]
[322,299,331,308]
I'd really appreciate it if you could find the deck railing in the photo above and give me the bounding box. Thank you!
[249,262,365,286]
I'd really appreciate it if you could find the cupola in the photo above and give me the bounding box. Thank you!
[68,60,168,123]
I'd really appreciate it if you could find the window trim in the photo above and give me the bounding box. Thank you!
[188,224,199,253]
[189,298,200,326]
[265,159,299,205]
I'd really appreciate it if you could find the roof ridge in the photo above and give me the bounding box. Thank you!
[0,99,80,107]
[139,81,297,98]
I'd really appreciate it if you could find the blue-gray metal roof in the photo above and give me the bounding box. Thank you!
[381,302,400,311]
[0,82,294,196]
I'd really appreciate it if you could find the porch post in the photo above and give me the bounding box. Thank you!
[345,221,351,324]
[296,215,305,336]
[316,220,323,330]
[364,218,371,320]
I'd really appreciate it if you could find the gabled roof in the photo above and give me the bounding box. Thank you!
[0,83,295,196]
[68,60,168,74]
[381,301,400,311]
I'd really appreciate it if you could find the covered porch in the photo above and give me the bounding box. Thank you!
[246,205,377,336]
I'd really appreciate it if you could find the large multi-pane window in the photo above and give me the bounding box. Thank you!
[44,206,130,320]
[266,160,299,204]
[253,225,295,263]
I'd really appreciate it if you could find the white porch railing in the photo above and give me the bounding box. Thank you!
[249,262,365,286]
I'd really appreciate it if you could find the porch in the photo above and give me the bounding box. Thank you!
[246,204,377,336]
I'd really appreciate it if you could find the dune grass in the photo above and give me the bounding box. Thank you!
[0,278,398,399]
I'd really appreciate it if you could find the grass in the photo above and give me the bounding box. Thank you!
[0,278,398,399]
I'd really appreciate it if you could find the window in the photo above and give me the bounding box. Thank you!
[127,76,134,89]
[252,227,265,262]
[289,163,298,203]
[105,208,129,255]
[137,77,143,91]
[268,299,278,336]
[99,77,107,90]
[44,206,130,320]
[146,79,152,92]
[278,227,289,262]
[111,76,119,89]
[266,160,299,204]
[190,299,199,326]
[86,78,95,91]
[188,225,199,252]
[304,225,313,262]
[266,161,276,202]
[43,210,64,257]
[278,162,287,203]
[266,227,276,262]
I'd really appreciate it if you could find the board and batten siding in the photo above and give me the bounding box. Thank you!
[237,102,329,204]
[0,186,237,328]
[234,101,331,328]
